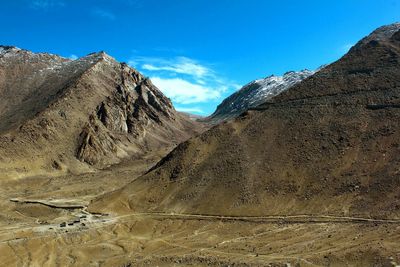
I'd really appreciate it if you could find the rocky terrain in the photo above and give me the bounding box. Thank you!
[206,70,314,123]
[0,47,203,178]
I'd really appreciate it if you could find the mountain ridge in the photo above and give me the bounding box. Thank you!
[206,69,314,123]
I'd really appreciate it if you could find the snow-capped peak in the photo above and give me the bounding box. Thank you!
[0,46,21,56]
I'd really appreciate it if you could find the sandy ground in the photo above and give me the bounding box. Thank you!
[1,213,400,267]
[1,153,400,267]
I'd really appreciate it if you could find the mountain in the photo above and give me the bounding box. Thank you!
[90,22,400,219]
[206,70,314,123]
[0,46,203,178]
[178,111,205,121]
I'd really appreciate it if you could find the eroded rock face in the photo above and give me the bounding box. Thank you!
[96,101,129,133]
[77,115,119,166]
[76,65,178,167]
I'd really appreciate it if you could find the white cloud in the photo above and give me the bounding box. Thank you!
[92,8,116,20]
[142,58,210,78]
[130,56,212,79]
[151,77,224,104]
[30,0,65,9]
[68,54,78,60]
[129,55,240,107]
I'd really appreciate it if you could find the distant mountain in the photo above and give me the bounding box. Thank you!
[91,22,400,222]
[178,112,205,121]
[0,46,203,178]
[206,70,314,123]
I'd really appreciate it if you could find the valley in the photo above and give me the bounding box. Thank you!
[1,21,400,267]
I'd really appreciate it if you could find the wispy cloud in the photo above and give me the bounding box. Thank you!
[151,77,224,104]
[132,56,212,79]
[30,0,65,9]
[92,8,116,20]
[129,56,239,105]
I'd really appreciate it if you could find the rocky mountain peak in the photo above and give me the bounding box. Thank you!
[0,45,20,53]
[272,23,400,104]
[84,51,116,63]
[0,47,203,177]
[352,22,400,50]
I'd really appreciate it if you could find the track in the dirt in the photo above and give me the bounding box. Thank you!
[114,211,400,224]
[2,210,400,245]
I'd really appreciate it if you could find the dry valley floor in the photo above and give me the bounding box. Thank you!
[0,152,399,267]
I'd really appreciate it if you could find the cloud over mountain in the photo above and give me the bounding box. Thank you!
[129,55,240,114]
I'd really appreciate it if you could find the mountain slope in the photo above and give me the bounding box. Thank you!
[91,22,400,219]
[207,70,314,123]
[0,47,203,178]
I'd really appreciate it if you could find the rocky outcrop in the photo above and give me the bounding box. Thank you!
[76,115,121,166]
[76,65,179,167]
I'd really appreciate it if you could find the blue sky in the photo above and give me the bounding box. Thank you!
[1,0,399,115]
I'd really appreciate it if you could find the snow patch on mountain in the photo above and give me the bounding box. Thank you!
[207,69,314,123]
[0,46,21,57]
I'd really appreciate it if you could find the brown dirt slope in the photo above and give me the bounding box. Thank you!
[90,23,400,219]
[0,47,203,178]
